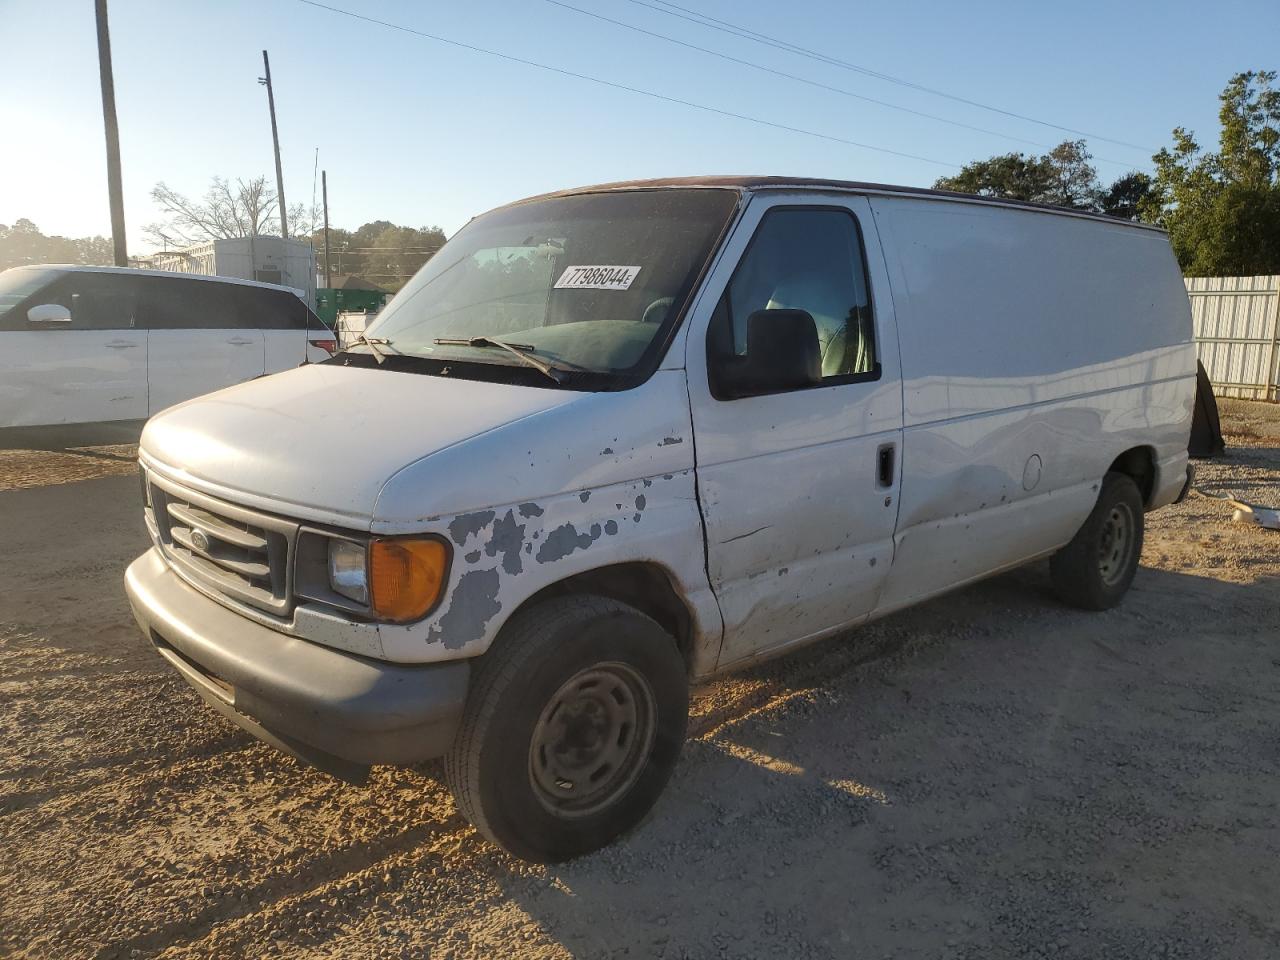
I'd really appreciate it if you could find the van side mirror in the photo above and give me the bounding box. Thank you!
[27,303,72,325]
[719,308,821,398]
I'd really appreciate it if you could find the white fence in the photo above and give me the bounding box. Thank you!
[1187,275,1280,402]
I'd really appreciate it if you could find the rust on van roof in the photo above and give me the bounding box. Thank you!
[516,175,1165,231]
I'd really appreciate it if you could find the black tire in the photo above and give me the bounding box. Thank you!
[1050,471,1145,610]
[444,594,688,862]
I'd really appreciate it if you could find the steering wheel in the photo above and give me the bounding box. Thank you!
[641,297,674,324]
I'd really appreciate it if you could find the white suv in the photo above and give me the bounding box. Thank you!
[0,265,334,444]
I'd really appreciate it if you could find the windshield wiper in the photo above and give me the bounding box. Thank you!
[348,334,396,365]
[433,336,566,384]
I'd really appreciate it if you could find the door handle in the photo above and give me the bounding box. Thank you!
[105,340,139,349]
[226,337,255,346]
[876,443,896,488]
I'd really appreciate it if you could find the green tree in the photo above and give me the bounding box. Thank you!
[1100,172,1154,221]
[1041,140,1101,209]
[361,224,446,289]
[934,139,1100,208]
[1143,70,1280,275]
[308,221,446,290]
[935,139,1158,219]
[933,150,1056,202]
[0,220,114,270]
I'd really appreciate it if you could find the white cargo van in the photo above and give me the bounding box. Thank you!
[0,266,334,445]
[125,177,1196,862]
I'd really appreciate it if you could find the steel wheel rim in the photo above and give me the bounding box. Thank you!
[528,662,656,819]
[1098,502,1135,586]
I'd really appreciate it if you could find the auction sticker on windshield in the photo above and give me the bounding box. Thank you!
[554,265,641,291]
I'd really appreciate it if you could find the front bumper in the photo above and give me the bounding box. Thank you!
[125,548,469,783]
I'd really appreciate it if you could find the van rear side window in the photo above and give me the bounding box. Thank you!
[709,207,877,392]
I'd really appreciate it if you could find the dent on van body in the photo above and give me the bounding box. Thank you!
[676,191,910,672]
[375,469,714,664]
[868,195,1195,611]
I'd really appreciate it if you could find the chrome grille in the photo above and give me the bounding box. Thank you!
[145,470,298,616]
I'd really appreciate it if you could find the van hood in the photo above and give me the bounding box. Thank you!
[140,363,578,528]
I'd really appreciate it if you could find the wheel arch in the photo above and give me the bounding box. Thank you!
[506,561,698,670]
[1107,445,1157,508]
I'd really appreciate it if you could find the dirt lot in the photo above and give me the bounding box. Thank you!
[2,407,1279,960]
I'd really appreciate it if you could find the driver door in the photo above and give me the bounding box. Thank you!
[684,194,904,670]
[0,271,147,428]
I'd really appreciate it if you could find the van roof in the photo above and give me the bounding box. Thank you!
[13,264,308,297]
[519,175,1167,232]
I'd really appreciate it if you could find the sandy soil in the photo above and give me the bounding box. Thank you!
[1,408,1278,959]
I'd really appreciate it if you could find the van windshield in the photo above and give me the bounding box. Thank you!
[359,189,738,388]
[0,267,61,319]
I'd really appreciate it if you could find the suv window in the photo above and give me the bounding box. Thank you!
[708,207,877,393]
[138,277,235,329]
[139,277,307,330]
[0,271,139,331]
[253,288,309,330]
[0,267,63,324]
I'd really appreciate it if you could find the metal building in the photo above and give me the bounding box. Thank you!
[145,236,317,307]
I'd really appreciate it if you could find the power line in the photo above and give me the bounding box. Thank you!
[543,0,1139,169]
[624,0,1156,154]
[294,0,960,169]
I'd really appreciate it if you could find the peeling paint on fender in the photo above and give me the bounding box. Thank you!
[427,568,501,649]
[448,510,495,545]
[485,509,527,575]
[394,467,712,664]
[536,522,603,563]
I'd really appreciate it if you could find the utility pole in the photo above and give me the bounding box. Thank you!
[322,170,332,288]
[94,0,127,266]
[259,50,288,238]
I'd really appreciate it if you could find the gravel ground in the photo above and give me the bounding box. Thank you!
[0,443,138,491]
[1,406,1278,959]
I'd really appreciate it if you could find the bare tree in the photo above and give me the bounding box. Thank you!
[144,176,309,247]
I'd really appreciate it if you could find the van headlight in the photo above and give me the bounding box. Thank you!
[328,539,369,605]
[325,536,449,623]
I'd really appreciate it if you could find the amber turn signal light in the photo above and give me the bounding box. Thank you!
[368,537,449,623]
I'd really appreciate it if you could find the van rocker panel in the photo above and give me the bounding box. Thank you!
[125,548,469,771]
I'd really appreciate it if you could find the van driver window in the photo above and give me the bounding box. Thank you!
[710,207,876,388]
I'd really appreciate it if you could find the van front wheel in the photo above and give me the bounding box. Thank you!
[444,595,688,862]
[1050,471,1145,610]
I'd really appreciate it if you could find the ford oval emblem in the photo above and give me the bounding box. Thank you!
[191,530,210,552]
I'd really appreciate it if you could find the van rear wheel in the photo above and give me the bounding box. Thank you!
[1050,471,1144,610]
[444,595,688,863]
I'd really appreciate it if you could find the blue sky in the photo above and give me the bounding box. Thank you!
[0,0,1272,253]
